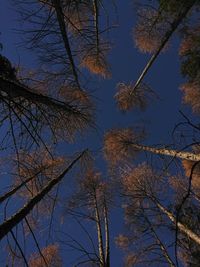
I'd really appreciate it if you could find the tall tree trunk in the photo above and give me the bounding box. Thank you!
[0,168,45,204]
[94,195,105,267]
[131,0,195,93]
[104,199,110,267]
[52,0,81,89]
[130,143,200,161]
[144,215,176,267]
[93,0,100,50]
[153,228,176,267]
[0,150,86,241]
[154,200,200,246]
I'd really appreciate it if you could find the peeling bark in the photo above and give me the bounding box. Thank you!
[130,143,200,161]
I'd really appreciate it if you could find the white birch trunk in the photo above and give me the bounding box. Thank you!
[131,143,200,162]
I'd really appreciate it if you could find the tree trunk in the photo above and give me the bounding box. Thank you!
[131,0,195,93]
[130,143,200,161]
[104,200,110,267]
[52,0,81,89]
[0,75,79,114]
[155,200,200,246]
[93,0,100,49]
[0,169,45,204]
[144,215,176,267]
[0,150,86,241]
[94,195,105,267]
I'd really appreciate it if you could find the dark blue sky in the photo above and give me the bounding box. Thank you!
[0,0,191,266]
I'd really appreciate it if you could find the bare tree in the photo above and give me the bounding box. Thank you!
[117,162,200,265]
[115,0,196,111]
[66,169,112,267]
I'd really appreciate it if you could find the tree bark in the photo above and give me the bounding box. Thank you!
[94,195,105,267]
[130,143,200,161]
[104,200,110,267]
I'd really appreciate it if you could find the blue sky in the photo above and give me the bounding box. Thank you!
[0,0,192,266]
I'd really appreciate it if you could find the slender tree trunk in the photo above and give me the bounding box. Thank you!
[52,0,81,89]
[130,143,200,161]
[93,0,100,50]
[154,230,176,267]
[104,200,110,267]
[154,200,200,246]
[0,169,45,204]
[144,215,176,267]
[131,0,195,93]
[94,195,105,267]
[0,150,86,241]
